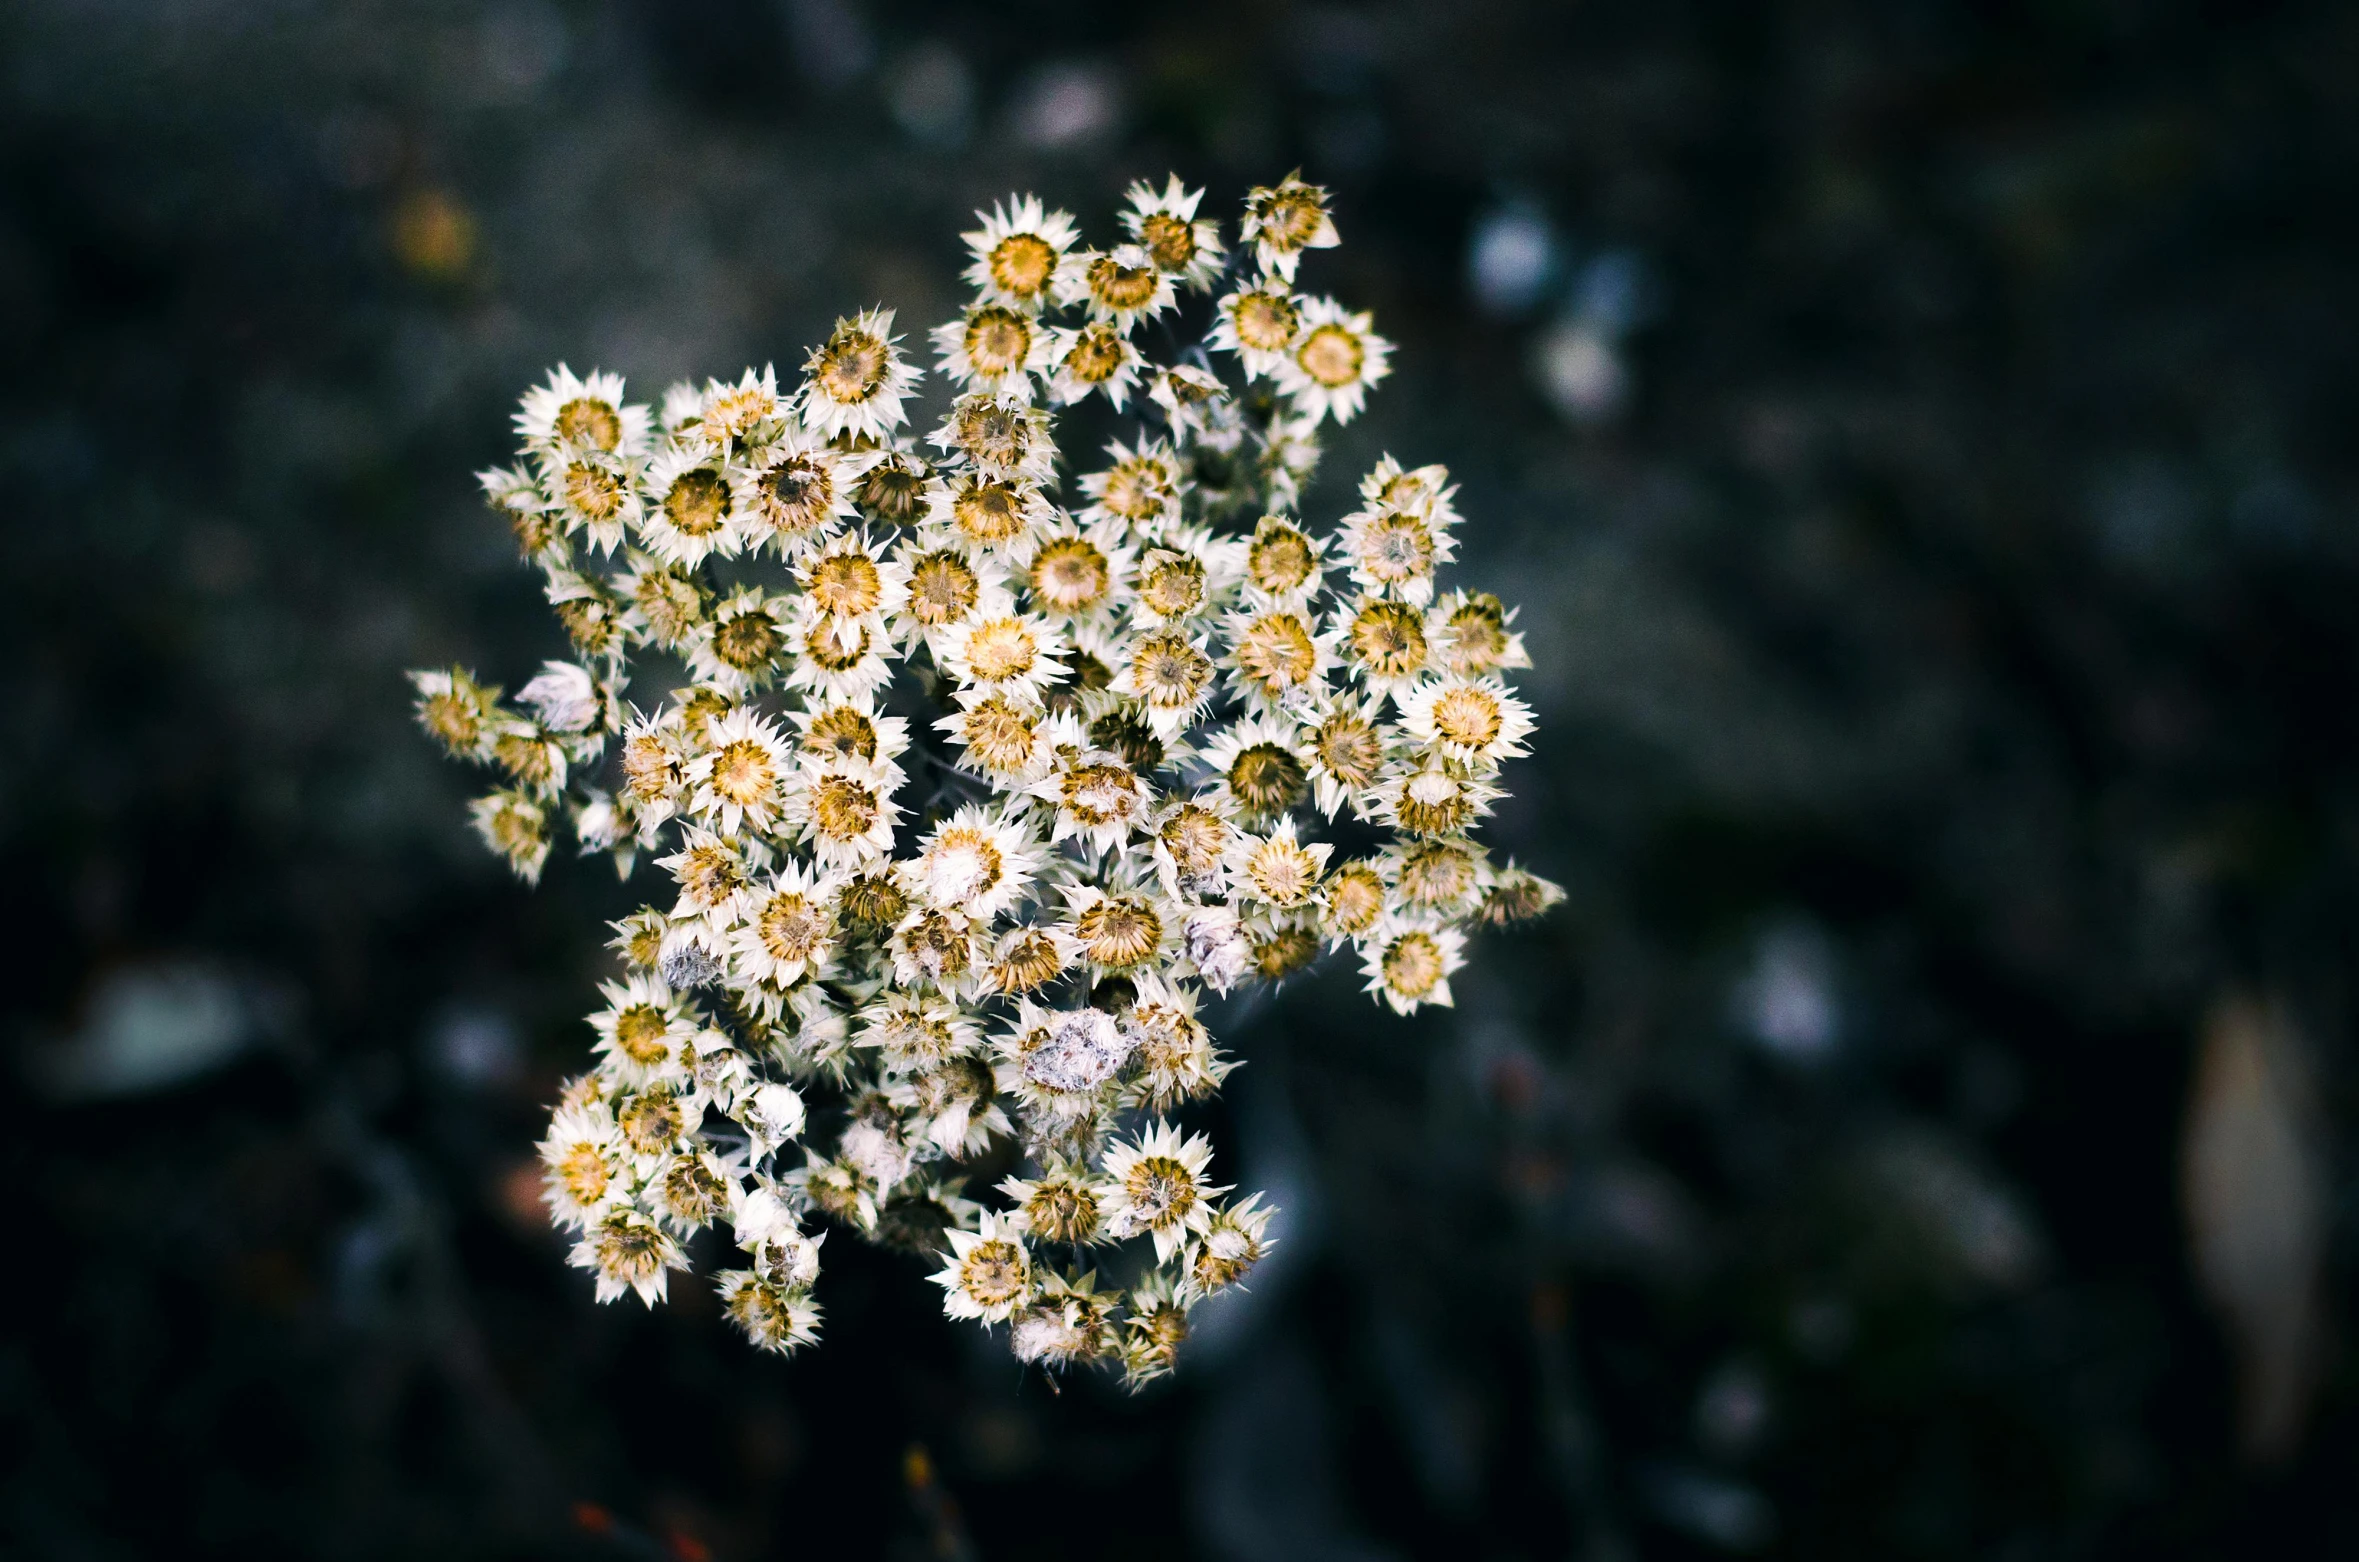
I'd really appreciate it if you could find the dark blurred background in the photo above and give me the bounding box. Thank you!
[6,1,2358,1557]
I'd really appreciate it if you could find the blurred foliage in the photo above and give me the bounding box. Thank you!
[5,1,2358,1558]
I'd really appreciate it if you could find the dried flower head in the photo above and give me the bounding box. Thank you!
[414,176,1555,1383]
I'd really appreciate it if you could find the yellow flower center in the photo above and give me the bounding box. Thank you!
[964,307,1033,375]
[1313,712,1385,787]
[1248,523,1314,593]
[801,614,871,671]
[1030,537,1111,612]
[759,458,832,532]
[857,457,926,523]
[563,461,623,519]
[1326,867,1385,934]
[1159,805,1229,877]
[803,705,879,763]
[963,617,1038,682]
[1234,612,1319,697]
[992,930,1067,994]
[1077,897,1162,967]
[807,550,883,617]
[1297,323,1364,387]
[1063,323,1127,384]
[555,397,622,450]
[555,1143,609,1203]
[1348,600,1428,679]
[614,1004,672,1065]
[759,893,828,962]
[1254,187,1327,250]
[957,399,1033,468]
[1227,743,1307,817]
[906,550,981,625]
[632,570,702,644]
[957,698,1041,776]
[813,328,889,404]
[712,607,782,672]
[988,232,1058,299]
[1246,839,1322,906]
[1232,291,1299,352]
[1383,932,1445,998]
[809,774,880,841]
[1432,686,1504,749]
[952,478,1028,544]
[1088,254,1160,311]
[1139,212,1196,272]
[1138,552,1205,617]
[1097,458,1171,521]
[1398,842,1478,906]
[1130,631,1212,709]
[662,467,731,536]
[960,1240,1027,1307]
[709,738,776,806]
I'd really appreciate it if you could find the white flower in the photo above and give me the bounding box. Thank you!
[686,587,794,694]
[1359,915,1467,1014]
[587,973,697,1086]
[925,470,1059,557]
[1370,758,1501,839]
[1209,282,1301,379]
[539,1090,623,1228]
[1185,1192,1276,1296]
[731,859,841,987]
[1109,627,1218,736]
[1057,243,1178,329]
[930,1211,1035,1322]
[1029,745,1155,854]
[938,691,1055,784]
[684,708,792,834]
[1077,438,1184,531]
[515,365,651,459]
[573,1212,689,1306]
[1101,1121,1227,1263]
[1240,173,1340,281]
[929,391,1058,483]
[1271,295,1391,425]
[1044,320,1144,408]
[1299,691,1394,819]
[889,904,983,993]
[730,423,870,557]
[1197,714,1313,821]
[789,756,902,867]
[638,446,742,567]
[1120,973,1228,1110]
[1335,593,1434,698]
[1339,470,1459,606]
[799,308,921,441]
[1222,604,1335,711]
[962,195,1080,312]
[781,597,894,704]
[1018,516,1132,624]
[1397,676,1536,769]
[1227,817,1333,909]
[904,804,1040,919]
[933,304,1055,399]
[736,1080,808,1155]
[939,610,1067,704]
[1181,905,1253,994]
[692,365,787,451]
[1122,175,1225,290]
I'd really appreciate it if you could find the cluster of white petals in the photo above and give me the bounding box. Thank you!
[414,174,1559,1385]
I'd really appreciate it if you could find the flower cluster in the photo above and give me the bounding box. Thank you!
[413,174,1558,1385]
